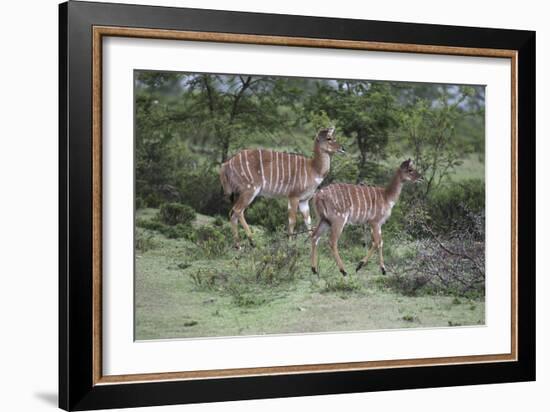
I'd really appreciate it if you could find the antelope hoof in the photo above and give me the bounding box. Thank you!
[248,238,256,248]
[234,243,242,251]
[356,261,364,273]
[311,267,317,275]
[380,266,386,275]
[340,269,348,277]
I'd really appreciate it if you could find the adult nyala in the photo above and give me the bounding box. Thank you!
[220,127,345,249]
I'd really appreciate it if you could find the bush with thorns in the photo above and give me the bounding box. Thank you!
[386,204,485,298]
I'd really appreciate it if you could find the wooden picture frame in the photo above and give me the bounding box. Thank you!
[59,1,535,410]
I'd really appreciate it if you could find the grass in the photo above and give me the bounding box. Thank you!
[134,208,485,340]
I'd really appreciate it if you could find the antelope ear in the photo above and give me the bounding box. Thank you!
[317,128,328,141]
[400,159,411,169]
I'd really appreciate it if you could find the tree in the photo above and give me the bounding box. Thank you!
[399,85,482,196]
[182,74,301,162]
[304,80,398,181]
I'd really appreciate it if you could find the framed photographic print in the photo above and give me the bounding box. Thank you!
[59,1,535,410]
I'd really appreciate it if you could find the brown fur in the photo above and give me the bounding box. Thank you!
[311,159,422,275]
[220,128,345,249]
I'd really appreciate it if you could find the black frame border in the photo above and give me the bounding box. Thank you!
[59,1,535,410]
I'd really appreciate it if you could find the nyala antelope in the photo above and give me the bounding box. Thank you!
[311,159,422,276]
[220,127,345,249]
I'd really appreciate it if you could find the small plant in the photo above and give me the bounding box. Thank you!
[251,236,303,283]
[136,217,193,239]
[188,268,228,290]
[213,215,225,227]
[322,276,362,293]
[194,225,230,257]
[402,314,416,322]
[135,230,156,252]
[159,202,196,226]
[246,198,288,233]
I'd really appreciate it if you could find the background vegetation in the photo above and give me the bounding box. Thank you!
[134,71,485,339]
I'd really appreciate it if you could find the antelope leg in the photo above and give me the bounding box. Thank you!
[298,200,313,234]
[288,197,299,238]
[310,220,329,275]
[329,219,347,276]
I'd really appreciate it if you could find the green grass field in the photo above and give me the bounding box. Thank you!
[135,209,485,340]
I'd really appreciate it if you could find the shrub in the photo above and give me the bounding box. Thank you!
[159,202,196,226]
[135,230,156,252]
[178,167,230,216]
[339,224,367,249]
[136,217,193,240]
[164,223,194,239]
[427,179,484,234]
[246,198,288,233]
[250,236,304,284]
[194,225,230,257]
[143,192,163,208]
[213,215,225,227]
[322,276,363,293]
[136,218,165,232]
[135,197,145,210]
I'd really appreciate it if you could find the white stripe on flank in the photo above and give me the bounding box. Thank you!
[337,185,346,212]
[269,150,273,192]
[274,152,279,193]
[280,153,286,194]
[238,152,248,184]
[365,186,372,220]
[359,187,367,222]
[292,155,298,194]
[351,186,358,222]
[329,186,339,209]
[303,157,308,190]
[287,153,292,194]
[229,156,244,187]
[367,187,373,220]
[298,157,303,191]
[278,152,283,194]
[280,153,286,195]
[347,186,356,221]
[275,152,282,193]
[258,150,265,189]
[352,186,359,222]
[243,150,254,183]
[372,188,377,219]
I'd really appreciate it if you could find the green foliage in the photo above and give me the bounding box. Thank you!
[308,110,336,131]
[246,198,288,233]
[251,237,303,283]
[322,276,363,293]
[177,166,229,216]
[427,179,485,234]
[136,217,193,240]
[193,225,231,257]
[159,203,196,226]
[135,230,156,252]
[399,85,484,195]
[339,224,367,249]
[305,81,399,181]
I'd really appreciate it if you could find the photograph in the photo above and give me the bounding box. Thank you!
[134,70,486,340]
[54,1,535,410]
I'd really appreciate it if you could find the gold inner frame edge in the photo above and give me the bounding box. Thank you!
[91,25,518,386]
